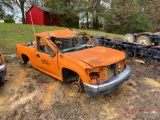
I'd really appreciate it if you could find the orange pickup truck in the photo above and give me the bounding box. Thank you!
[0,52,7,84]
[16,29,131,97]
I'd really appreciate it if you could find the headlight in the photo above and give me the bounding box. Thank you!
[119,59,126,72]
[86,67,106,84]
[89,72,100,80]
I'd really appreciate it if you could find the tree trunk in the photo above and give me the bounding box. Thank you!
[21,5,25,24]
[95,13,99,29]
[86,12,89,28]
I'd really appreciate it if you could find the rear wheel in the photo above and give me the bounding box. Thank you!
[123,34,135,43]
[26,61,32,68]
[137,35,152,45]
[0,77,4,85]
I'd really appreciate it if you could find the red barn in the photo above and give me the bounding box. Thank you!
[26,6,61,26]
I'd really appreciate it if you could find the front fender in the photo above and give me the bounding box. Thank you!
[58,54,92,83]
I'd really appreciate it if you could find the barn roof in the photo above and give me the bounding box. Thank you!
[26,5,51,13]
[26,5,64,15]
[36,6,51,12]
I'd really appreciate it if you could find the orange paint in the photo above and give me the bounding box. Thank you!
[16,29,126,86]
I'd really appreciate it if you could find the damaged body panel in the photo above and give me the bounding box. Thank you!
[65,46,125,67]
[16,29,131,97]
[84,65,131,96]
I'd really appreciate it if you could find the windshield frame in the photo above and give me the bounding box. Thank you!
[47,36,94,53]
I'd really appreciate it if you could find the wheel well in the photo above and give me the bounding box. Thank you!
[62,68,79,82]
[22,54,29,64]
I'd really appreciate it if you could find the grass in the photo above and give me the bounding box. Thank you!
[0,23,123,54]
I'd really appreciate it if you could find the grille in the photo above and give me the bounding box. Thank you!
[106,62,123,79]
[106,64,116,79]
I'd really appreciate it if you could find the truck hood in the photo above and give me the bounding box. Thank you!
[65,46,125,67]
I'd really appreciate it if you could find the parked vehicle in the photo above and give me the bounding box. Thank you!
[16,29,131,97]
[0,52,7,84]
[100,38,160,61]
[124,32,160,46]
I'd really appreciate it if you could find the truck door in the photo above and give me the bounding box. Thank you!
[35,36,60,79]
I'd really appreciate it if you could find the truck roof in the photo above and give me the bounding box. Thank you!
[35,29,76,38]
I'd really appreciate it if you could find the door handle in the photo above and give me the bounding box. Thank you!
[36,54,40,57]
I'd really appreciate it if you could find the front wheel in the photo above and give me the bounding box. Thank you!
[72,79,84,92]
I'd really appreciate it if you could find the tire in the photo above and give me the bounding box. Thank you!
[123,34,135,43]
[137,35,152,45]
[26,61,32,68]
[0,77,4,85]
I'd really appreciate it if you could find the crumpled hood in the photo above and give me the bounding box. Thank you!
[65,46,125,67]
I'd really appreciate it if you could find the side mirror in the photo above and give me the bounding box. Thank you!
[50,52,56,57]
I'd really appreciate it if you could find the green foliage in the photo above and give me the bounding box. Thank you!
[4,14,13,20]
[130,12,152,32]
[43,0,79,28]
[0,6,4,19]
[43,0,107,29]
[104,0,153,34]
[4,14,14,23]
[62,16,79,28]
[4,19,15,23]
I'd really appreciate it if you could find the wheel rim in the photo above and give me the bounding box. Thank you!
[125,36,132,43]
[124,34,135,43]
[72,80,83,92]
[72,83,80,92]
[138,39,148,45]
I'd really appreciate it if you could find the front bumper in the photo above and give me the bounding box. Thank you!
[84,65,131,97]
[0,63,7,77]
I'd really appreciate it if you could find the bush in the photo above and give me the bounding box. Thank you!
[4,19,15,23]
[130,12,152,33]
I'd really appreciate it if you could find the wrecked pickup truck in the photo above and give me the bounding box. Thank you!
[16,29,131,97]
[0,52,7,85]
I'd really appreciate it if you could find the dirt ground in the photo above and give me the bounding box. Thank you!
[0,56,159,120]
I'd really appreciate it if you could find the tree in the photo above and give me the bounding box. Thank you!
[0,0,14,10]
[0,0,14,17]
[27,0,42,6]
[0,0,26,24]
[130,12,152,32]
[43,0,79,28]
[78,0,91,28]
[15,0,26,24]
[144,0,160,31]
[78,0,107,29]
[0,5,4,19]
[104,0,152,33]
